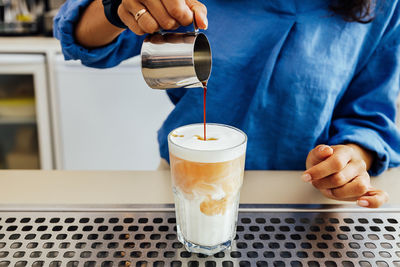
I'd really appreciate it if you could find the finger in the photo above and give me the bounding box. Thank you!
[306,145,334,169]
[140,0,178,29]
[161,0,193,26]
[357,188,389,208]
[320,188,335,200]
[311,160,366,190]
[118,5,145,35]
[302,145,333,182]
[330,172,370,199]
[306,146,353,181]
[186,0,208,29]
[122,0,159,33]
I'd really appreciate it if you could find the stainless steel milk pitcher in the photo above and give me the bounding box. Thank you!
[141,22,212,89]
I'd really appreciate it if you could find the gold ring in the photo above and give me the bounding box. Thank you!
[134,8,147,21]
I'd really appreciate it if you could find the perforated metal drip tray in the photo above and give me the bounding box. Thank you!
[0,204,400,267]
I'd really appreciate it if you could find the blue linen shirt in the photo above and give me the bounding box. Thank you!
[54,0,400,175]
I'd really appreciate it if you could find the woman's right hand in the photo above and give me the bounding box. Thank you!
[117,0,207,35]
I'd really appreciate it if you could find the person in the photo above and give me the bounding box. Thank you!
[54,0,400,208]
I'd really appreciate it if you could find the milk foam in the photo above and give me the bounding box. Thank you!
[169,124,246,163]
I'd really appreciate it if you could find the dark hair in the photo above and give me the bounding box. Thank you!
[331,0,375,23]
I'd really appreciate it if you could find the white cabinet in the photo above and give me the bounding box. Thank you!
[53,55,174,170]
[0,54,53,169]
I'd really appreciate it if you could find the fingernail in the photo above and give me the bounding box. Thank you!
[357,200,369,207]
[301,173,312,182]
[318,145,328,153]
[203,16,208,29]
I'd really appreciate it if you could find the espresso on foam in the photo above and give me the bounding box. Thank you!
[194,135,218,141]
[168,124,246,163]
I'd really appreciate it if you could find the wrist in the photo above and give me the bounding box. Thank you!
[75,0,125,48]
[102,0,127,29]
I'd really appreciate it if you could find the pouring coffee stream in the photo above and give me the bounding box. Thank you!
[203,81,207,140]
[141,18,212,141]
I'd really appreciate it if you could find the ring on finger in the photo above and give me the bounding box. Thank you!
[134,8,147,21]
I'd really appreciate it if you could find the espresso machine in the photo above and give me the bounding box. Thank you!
[0,0,63,35]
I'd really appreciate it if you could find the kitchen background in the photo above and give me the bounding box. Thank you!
[0,0,399,170]
[0,0,174,170]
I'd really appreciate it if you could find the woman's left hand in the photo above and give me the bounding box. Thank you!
[302,144,388,208]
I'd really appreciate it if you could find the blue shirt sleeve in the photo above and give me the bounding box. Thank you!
[328,14,400,176]
[53,0,144,68]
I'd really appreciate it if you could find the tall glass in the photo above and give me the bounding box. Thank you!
[168,123,247,255]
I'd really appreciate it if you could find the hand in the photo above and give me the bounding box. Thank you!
[118,0,207,35]
[302,144,389,208]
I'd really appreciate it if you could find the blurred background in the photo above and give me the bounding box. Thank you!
[0,0,174,170]
[0,0,62,36]
[0,0,398,170]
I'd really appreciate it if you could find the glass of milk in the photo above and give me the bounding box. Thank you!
[168,123,247,255]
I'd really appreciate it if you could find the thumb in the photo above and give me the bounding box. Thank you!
[357,188,389,208]
[306,145,334,169]
[186,0,208,29]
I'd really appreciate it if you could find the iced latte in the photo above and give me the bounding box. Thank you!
[168,123,247,255]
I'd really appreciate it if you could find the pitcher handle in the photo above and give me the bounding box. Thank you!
[192,11,199,33]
